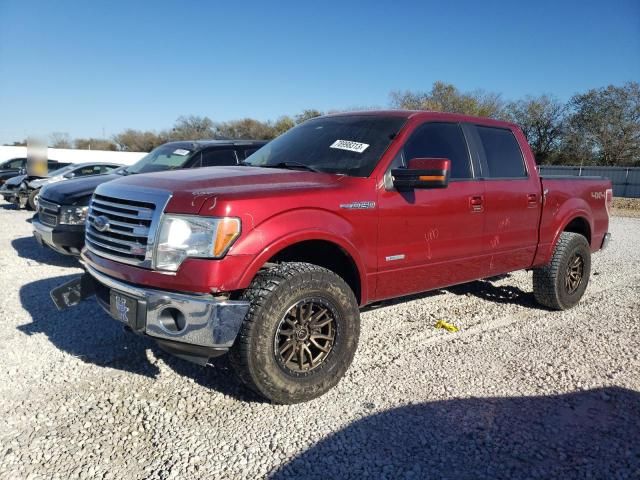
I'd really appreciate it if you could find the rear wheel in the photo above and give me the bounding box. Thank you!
[533,232,591,310]
[229,262,360,404]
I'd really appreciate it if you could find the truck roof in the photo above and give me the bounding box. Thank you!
[160,139,268,149]
[324,109,519,130]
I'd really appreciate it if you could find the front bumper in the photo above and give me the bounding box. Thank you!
[32,218,85,255]
[601,232,612,250]
[51,263,250,365]
[0,187,18,203]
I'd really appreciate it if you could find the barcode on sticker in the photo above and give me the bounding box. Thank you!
[173,148,190,156]
[330,139,369,153]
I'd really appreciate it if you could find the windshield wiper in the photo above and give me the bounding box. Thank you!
[265,161,323,173]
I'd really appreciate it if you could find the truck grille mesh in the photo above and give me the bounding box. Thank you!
[85,193,157,266]
[38,198,60,227]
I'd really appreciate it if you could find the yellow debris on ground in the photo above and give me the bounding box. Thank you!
[435,320,459,332]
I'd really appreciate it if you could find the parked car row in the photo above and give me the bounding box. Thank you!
[32,140,266,255]
[3,111,613,404]
[1,162,122,210]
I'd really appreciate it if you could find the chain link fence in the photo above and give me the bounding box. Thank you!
[539,166,640,198]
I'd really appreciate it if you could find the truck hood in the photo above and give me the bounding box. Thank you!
[40,173,120,206]
[106,166,345,213]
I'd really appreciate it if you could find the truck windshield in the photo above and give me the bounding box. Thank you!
[126,144,194,174]
[243,115,406,177]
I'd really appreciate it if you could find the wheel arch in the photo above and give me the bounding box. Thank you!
[236,232,367,306]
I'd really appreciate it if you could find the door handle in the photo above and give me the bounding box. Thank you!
[527,193,538,208]
[469,195,484,212]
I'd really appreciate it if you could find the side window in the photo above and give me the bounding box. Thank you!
[101,165,119,173]
[475,126,527,178]
[241,148,259,159]
[8,158,25,169]
[200,149,238,167]
[76,166,98,176]
[403,122,472,179]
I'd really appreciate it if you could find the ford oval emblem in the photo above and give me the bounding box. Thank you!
[93,215,110,232]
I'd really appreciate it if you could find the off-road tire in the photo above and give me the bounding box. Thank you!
[533,232,591,310]
[229,262,360,404]
[27,189,39,211]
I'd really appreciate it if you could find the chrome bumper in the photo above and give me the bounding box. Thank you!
[86,264,250,350]
[601,232,612,250]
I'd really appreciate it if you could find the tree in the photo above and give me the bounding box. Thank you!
[113,129,164,152]
[4,140,27,146]
[295,109,323,124]
[168,115,216,140]
[562,82,640,166]
[505,95,566,164]
[214,118,277,140]
[74,138,117,151]
[390,81,504,118]
[49,132,72,148]
[273,115,295,136]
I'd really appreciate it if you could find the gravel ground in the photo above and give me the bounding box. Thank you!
[0,202,639,479]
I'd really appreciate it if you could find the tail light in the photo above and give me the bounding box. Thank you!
[605,188,613,218]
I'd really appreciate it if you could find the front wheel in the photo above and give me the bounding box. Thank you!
[229,262,360,404]
[533,232,591,310]
[27,189,40,211]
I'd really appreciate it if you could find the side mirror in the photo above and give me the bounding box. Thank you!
[63,172,75,179]
[391,158,451,190]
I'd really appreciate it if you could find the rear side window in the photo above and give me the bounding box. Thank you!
[476,126,526,178]
[403,122,472,179]
[200,149,238,167]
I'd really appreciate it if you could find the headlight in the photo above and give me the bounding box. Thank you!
[154,215,241,271]
[59,206,89,225]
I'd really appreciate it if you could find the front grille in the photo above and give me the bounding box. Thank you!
[38,198,60,227]
[86,194,155,264]
[85,185,171,267]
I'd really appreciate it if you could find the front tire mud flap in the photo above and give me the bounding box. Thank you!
[50,273,96,310]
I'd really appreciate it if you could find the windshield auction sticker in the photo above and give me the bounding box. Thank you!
[330,139,369,153]
[173,148,191,156]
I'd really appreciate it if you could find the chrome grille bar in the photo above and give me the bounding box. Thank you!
[85,184,171,268]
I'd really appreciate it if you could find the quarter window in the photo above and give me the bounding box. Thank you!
[403,123,472,179]
[475,126,526,178]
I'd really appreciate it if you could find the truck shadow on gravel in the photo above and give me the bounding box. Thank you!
[18,274,262,402]
[271,387,640,479]
[11,236,80,268]
[364,277,537,312]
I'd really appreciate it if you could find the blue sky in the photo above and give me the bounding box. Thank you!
[0,0,638,144]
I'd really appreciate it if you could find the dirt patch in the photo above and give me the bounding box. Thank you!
[612,197,640,217]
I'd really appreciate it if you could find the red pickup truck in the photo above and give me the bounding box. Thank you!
[52,111,612,403]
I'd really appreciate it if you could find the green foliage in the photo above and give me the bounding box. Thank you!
[504,95,566,164]
[562,82,640,166]
[295,109,323,124]
[74,137,117,151]
[390,81,504,119]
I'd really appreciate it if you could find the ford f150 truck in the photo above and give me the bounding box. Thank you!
[52,111,612,404]
[32,140,266,255]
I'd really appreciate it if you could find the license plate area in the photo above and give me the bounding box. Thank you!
[109,290,138,327]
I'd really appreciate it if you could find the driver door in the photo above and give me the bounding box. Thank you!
[375,122,486,301]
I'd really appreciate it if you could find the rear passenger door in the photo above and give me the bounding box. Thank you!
[466,124,541,275]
